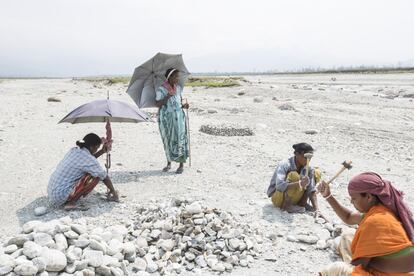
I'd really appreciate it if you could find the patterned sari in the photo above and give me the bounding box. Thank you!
[156,84,189,163]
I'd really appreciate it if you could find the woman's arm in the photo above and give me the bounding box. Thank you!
[155,94,172,108]
[103,177,119,202]
[318,181,363,225]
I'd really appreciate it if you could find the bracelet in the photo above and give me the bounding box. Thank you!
[324,193,333,200]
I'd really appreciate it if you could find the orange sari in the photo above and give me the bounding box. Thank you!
[351,205,413,276]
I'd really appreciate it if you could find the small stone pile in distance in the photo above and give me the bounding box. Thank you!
[199,125,254,137]
[0,200,259,275]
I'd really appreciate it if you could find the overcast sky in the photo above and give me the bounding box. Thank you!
[1,0,413,77]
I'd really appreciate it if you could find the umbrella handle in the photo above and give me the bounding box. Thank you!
[106,152,111,173]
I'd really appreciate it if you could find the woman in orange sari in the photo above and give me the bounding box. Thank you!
[318,172,414,275]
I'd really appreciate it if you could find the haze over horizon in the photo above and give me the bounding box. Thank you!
[1,0,413,77]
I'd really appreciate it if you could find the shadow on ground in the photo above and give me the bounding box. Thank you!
[261,203,294,225]
[16,192,116,227]
[109,170,175,184]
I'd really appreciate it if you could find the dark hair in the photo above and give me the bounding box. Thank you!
[165,68,178,79]
[293,143,314,154]
[76,133,101,149]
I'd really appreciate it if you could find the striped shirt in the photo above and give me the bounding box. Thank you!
[47,147,107,206]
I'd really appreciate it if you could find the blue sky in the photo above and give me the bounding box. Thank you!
[0,0,413,76]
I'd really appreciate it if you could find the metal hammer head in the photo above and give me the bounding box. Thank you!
[304,152,313,159]
[342,160,353,169]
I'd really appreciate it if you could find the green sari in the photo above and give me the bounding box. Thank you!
[156,85,189,163]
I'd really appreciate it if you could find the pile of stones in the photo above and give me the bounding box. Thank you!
[0,200,259,275]
[199,125,254,137]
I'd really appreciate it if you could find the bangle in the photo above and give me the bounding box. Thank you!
[324,193,333,200]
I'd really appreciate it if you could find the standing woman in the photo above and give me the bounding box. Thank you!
[155,68,189,174]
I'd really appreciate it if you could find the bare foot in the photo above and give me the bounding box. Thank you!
[162,165,171,172]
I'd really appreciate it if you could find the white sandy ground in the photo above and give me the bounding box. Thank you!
[0,73,414,275]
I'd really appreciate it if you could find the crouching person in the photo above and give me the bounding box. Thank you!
[48,133,119,210]
[267,143,321,215]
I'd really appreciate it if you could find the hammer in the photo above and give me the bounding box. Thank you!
[326,161,353,185]
[300,152,313,191]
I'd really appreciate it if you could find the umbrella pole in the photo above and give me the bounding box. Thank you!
[185,99,191,167]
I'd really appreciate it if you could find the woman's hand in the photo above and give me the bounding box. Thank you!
[299,176,309,189]
[182,103,190,109]
[317,180,331,198]
[106,189,119,202]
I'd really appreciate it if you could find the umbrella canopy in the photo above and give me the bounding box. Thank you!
[126,52,190,108]
[59,99,151,124]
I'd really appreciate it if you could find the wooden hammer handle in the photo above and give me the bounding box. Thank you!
[326,166,347,185]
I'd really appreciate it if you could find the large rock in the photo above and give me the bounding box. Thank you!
[22,221,42,234]
[89,240,106,254]
[31,257,47,273]
[0,254,16,275]
[82,249,103,267]
[34,206,48,216]
[4,245,18,254]
[185,202,202,214]
[54,233,68,251]
[40,248,67,272]
[107,239,122,256]
[13,263,38,275]
[7,235,30,247]
[23,241,43,259]
[34,233,55,247]
[65,246,82,263]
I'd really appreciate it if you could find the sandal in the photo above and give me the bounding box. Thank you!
[175,167,184,174]
[162,165,171,172]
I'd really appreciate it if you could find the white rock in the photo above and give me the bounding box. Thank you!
[107,239,122,256]
[89,240,106,254]
[184,252,195,261]
[158,239,175,252]
[297,235,318,244]
[315,229,331,241]
[63,231,79,240]
[23,241,42,259]
[122,242,135,255]
[149,230,161,240]
[212,262,226,272]
[31,257,46,273]
[34,207,48,216]
[4,245,18,254]
[102,255,119,267]
[132,257,146,271]
[195,255,207,268]
[22,221,42,234]
[0,254,15,274]
[65,246,82,263]
[253,96,263,103]
[7,235,30,247]
[40,248,67,272]
[54,233,68,251]
[33,233,55,247]
[73,238,89,249]
[110,267,124,276]
[96,265,111,276]
[185,202,202,214]
[70,225,87,235]
[136,271,149,276]
[73,260,88,271]
[82,249,103,267]
[145,258,158,273]
[13,263,38,275]
[107,225,128,242]
[81,268,95,276]
[316,240,328,250]
[228,238,240,250]
[239,259,248,267]
[134,237,148,249]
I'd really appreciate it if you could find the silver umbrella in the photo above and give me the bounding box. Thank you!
[59,99,152,171]
[126,52,190,108]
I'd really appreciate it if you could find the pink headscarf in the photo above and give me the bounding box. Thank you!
[162,81,177,96]
[348,172,414,243]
